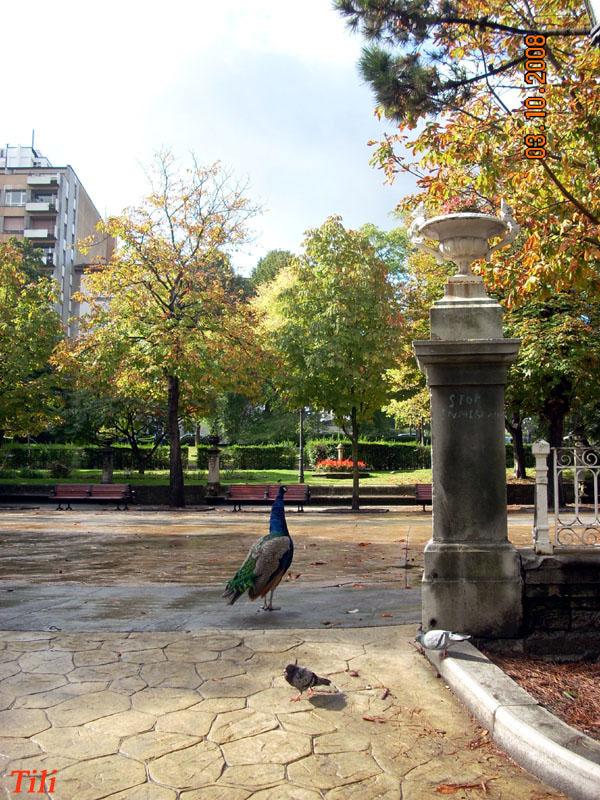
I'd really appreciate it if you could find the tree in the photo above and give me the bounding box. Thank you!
[249,250,295,293]
[337,0,599,299]
[505,289,600,455]
[336,1,589,121]
[58,153,264,506]
[385,248,452,441]
[256,217,406,510]
[0,240,63,443]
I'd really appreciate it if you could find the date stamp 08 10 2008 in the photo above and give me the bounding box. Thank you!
[523,33,548,160]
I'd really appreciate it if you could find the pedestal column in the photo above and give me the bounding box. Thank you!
[414,275,523,637]
[206,435,221,498]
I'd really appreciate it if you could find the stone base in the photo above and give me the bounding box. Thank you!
[422,541,523,637]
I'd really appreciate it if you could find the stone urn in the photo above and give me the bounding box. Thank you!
[409,202,520,340]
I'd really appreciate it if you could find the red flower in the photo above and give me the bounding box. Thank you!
[314,458,368,472]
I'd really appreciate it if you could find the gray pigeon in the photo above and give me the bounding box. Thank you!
[284,663,332,701]
[415,626,471,659]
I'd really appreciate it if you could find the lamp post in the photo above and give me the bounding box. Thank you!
[298,407,305,484]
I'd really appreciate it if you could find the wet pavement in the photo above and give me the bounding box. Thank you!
[0,506,564,798]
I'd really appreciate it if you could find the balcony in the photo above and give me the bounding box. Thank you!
[24,227,57,240]
[27,174,59,187]
[26,201,56,213]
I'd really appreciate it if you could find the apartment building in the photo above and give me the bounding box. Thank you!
[0,144,114,334]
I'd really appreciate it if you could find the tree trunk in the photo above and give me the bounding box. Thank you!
[505,413,527,479]
[168,375,185,507]
[351,406,360,512]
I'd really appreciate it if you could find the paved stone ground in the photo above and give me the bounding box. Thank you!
[0,627,564,800]
[0,507,563,798]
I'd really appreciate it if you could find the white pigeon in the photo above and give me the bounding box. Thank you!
[415,626,471,659]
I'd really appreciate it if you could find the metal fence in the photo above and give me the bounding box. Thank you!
[532,441,600,553]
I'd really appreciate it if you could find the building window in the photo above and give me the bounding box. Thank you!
[3,216,25,234]
[4,190,27,206]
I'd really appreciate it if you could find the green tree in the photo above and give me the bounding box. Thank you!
[385,249,452,442]
[58,153,264,506]
[0,240,63,443]
[505,289,600,455]
[257,217,405,509]
[249,250,295,293]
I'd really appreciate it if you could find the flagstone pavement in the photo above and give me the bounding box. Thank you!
[0,508,563,798]
[0,626,564,800]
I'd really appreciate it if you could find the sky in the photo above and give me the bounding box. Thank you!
[2,0,416,273]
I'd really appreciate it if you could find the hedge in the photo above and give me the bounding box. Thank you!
[223,443,297,470]
[0,440,534,472]
[306,440,431,471]
[0,443,189,471]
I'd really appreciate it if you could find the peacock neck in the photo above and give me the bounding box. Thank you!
[269,498,289,537]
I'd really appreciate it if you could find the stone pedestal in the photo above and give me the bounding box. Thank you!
[414,275,523,637]
[206,436,221,498]
[101,446,114,484]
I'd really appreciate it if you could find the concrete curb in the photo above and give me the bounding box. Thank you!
[425,642,600,800]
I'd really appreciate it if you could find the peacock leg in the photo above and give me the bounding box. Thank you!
[264,588,281,612]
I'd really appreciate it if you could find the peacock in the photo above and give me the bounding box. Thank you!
[223,485,294,611]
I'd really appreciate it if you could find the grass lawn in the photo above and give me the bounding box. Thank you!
[0,467,533,486]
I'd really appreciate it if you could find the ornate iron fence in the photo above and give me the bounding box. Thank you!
[553,447,600,547]
[532,442,600,553]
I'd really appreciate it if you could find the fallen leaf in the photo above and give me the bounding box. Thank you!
[435,779,495,795]
[362,715,387,723]
[357,542,371,547]
[351,583,367,589]
[381,612,393,618]
[310,561,326,566]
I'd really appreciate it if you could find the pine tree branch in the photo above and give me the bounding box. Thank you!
[432,16,588,37]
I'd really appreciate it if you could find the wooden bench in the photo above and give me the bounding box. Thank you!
[50,484,133,510]
[51,484,91,510]
[415,483,432,511]
[89,484,133,510]
[226,485,269,511]
[266,484,310,512]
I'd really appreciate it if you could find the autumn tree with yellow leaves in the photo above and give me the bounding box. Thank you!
[336,0,598,297]
[57,153,264,506]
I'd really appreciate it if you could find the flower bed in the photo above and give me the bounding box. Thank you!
[313,458,370,478]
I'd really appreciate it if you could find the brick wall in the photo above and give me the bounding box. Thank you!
[520,550,600,658]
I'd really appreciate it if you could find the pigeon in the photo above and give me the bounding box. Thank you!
[223,485,293,611]
[415,626,471,659]
[284,662,332,701]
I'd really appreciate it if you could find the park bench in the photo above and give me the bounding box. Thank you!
[226,485,269,511]
[89,484,133,510]
[266,484,310,512]
[50,483,133,510]
[51,484,91,510]
[415,483,432,511]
